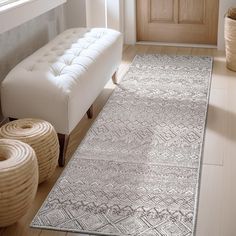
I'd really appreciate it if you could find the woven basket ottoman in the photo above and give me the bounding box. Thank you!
[0,139,38,227]
[225,13,236,71]
[0,119,59,184]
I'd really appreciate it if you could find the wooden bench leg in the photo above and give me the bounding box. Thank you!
[9,118,68,167]
[9,117,17,122]
[87,104,94,119]
[112,71,118,84]
[58,134,69,167]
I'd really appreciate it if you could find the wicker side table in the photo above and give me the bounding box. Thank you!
[0,139,38,227]
[0,119,59,184]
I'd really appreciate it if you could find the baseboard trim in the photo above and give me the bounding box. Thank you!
[136,41,217,49]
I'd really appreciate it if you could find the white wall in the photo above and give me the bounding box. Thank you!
[86,0,106,28]
[124,0,136,45]
[64,0,86,28]
[124,0,236,50]
[85,0,124,32]
[119,0,125,33]
[106,0,124,32]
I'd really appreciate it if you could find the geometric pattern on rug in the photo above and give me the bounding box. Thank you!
[31,55,213,236]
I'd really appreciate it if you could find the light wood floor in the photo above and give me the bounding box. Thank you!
[1,45,236,236]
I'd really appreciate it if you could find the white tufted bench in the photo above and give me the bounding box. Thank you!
[1,28,123,166]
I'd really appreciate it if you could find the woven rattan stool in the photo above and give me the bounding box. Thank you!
[0,119,59,184]
[0,139,38,227]
[225,10,236,71]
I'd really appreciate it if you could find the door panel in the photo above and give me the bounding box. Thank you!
[150,0,175,23]
[137,0,219,45]
[179,0,205,24]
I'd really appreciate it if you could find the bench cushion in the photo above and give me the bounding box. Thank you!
[1,28,123,134]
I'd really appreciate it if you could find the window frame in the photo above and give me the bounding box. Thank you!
[0,0,19,7]
[0,0,66,34]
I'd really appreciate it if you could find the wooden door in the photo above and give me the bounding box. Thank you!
[136,0,219,45]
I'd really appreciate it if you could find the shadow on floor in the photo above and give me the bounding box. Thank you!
[207,104,236,141]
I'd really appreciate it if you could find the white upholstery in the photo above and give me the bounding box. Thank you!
[1,28,123,134]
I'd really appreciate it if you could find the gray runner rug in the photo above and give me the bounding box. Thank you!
[31,55,213,236]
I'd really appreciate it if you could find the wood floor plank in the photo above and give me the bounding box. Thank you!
[191,48,214,56]
[220,104,236,236]
[0,229,5,236]
[40,230,66,236]
[203,89,227,166]
[196,165,223,236]
[146,45,163,54]
[161,46,178,54]
[122,45,138,63]
[176,47,192,55]
[212,50,231,90]
[66,233,90,236]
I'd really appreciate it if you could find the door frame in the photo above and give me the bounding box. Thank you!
[124,0,226,50]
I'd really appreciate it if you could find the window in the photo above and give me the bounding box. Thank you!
[0,0,66,34]
[0,0,19,7]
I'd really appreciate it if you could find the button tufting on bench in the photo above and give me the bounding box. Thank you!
[1,28,123,136]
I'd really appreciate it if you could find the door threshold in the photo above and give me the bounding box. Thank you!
[137,41,217,49]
